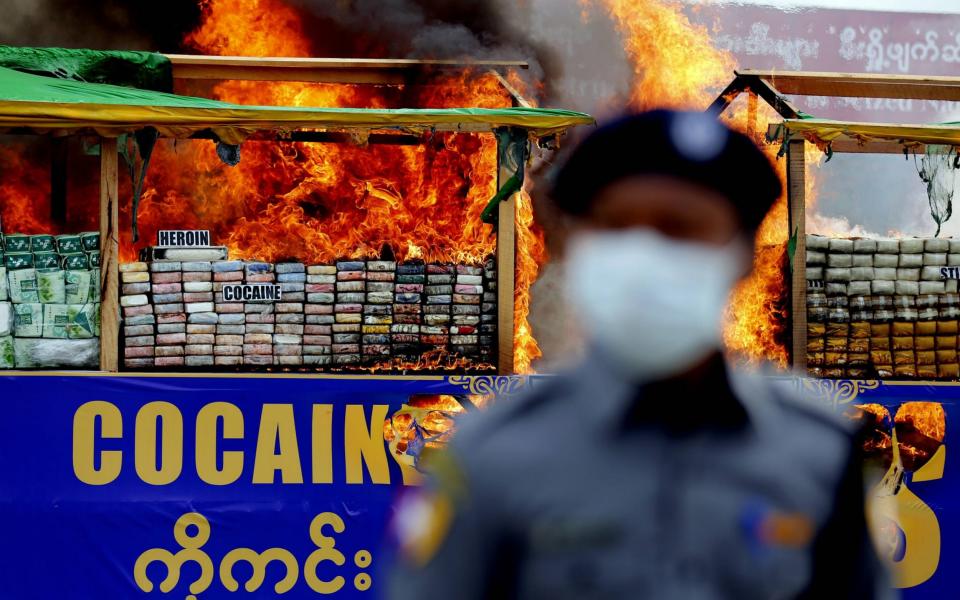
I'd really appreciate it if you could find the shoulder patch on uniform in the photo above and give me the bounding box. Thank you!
[741,500,815,550]
[392,487,454,567]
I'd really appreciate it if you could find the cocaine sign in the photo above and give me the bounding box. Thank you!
[222,284,282,302]
[157,230,211,247]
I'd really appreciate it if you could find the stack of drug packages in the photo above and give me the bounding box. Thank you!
[121,252,498,371]
[806,235,960,379]
[0,231,101,369]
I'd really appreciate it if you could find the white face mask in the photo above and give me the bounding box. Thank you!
[564,228,745,382]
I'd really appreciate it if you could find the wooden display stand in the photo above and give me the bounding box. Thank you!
[712,69,960,371]
[88,55,534,374]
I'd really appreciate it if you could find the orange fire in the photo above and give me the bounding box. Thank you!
[0,146,53,234]
[0,144,99,235]
[585,0,791,367]
[116,0,548,373]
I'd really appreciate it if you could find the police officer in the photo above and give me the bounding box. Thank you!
[388,110,891,599]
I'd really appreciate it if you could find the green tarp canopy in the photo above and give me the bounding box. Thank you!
[0,45,173,91]
[0,63,594,144]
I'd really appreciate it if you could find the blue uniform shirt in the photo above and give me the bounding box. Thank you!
[388,352,893,599]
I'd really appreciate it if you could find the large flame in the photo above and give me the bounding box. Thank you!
[0,144,98,235]
[0,146,54,233]
[585,0,791,367]
[121,0,546,373]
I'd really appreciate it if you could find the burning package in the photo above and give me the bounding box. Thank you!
[120,249,498,372]
[807,235,960,380]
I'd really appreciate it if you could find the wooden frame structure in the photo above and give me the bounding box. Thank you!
[84,55,538,374]
[712,69,960,372]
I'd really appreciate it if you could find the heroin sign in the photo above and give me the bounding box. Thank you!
[157,230,211,246]
[222,284,282,302]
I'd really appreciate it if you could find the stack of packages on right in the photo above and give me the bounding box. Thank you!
[806,235,960,379]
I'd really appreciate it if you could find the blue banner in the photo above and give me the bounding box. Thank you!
[0,373,526,599]
[771,379,954,599]
[0,374,953,598]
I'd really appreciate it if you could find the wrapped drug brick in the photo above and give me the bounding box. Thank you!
[806,234,830,251]
[0,334,13,369]
[852,254,872,268]
[451,264,482,356]
[14,337,99,368]
[806,292,827,322]
[806,250,826,266]
[358,259,396,364]
[331,261,365,365]
[304,265,335,366]
[900,254,923,268]
[7,263,39,303]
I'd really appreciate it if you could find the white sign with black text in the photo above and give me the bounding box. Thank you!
[157,230,211,247]
[221,284,282,302]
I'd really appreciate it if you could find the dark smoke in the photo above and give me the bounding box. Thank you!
[0,0,558,102]
[290,0,556,100]
[0,0,200,52]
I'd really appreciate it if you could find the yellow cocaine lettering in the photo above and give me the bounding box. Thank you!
[196,402,244,486]
[344,405,391,484]
[73,400,123,485]
[135,402,183,486]
[72,401,401,486]
[253,404,304,484]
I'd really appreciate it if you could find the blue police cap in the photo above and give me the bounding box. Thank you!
[548,110,783,233]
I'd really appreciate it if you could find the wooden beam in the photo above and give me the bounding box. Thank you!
[488,69,533,108]
[828,140,927,155]
[786,139,807,374]
[707,77,745,116]
[747,91,758,137]
[189,130,423,145]
[50,137,67,224]
[99,137,119,373]
[166,54,529,84]
[749,76,802,120]
[497,195,516,375]
[739,69,960,102]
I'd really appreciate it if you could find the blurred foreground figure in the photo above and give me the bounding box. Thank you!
[388,111,892,599]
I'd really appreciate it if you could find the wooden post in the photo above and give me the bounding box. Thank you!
[787,139,807,374]
[497,195,516,375]
[747,91,759,138]
[99,137,119,372]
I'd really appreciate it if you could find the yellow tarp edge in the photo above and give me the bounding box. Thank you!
[783,118,960,148]
[0,100,595,144]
